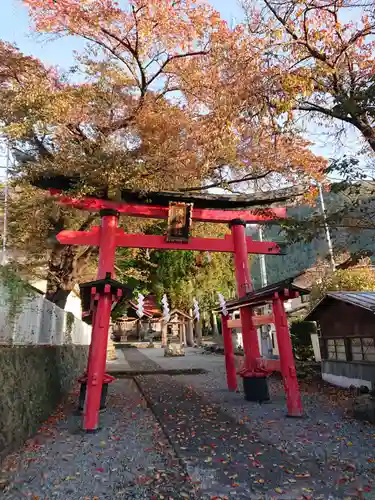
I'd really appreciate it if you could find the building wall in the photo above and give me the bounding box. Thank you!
[31,279,83,318]
[316,299,375,339]
[0,283,91,346]
[322,360,375,389]
[315,300,375,388]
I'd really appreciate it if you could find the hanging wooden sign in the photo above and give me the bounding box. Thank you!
[166,202,193,243]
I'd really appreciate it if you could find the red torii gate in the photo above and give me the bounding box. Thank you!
[221,279,305,417]
[43,187,287,432]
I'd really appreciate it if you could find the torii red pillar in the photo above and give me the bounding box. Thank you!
[272,292,303,417]
[84,209,119,431]
[231,219,260,373]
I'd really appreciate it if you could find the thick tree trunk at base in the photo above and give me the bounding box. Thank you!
[195,319,202,347]
[45,288,71,309]
[46,242,92,310]
[186,320,194,347]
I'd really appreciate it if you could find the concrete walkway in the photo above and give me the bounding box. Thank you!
[106,347,131,372]
[1,347,375,499]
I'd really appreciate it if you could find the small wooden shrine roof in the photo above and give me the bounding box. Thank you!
[219,275,310,311]
[32,175,305,209]
[169,309,193,321]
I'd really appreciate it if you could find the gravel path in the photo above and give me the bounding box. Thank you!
[125,348,375,499]
[0,379,194,499]
[2,348,375,499]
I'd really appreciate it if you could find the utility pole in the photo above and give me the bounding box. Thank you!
[318,183,335,272]
[1,141,10,266]
[258,225,268,287]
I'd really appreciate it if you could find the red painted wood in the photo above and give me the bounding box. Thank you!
[272,293,303,417]
[258,358,281,372]
[55,195,286,223]
[222,315,237,391]
[84,214,118,432]
[57,227,100,245]
[228,314,274,328]
[231,223,260,376]
[57,230,281,255]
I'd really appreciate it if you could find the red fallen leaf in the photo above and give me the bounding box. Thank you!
[95,467,105,472]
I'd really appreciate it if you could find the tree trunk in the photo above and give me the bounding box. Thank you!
[212,311,219,337]
[195,319,202,347]
[186,309,194,346]
[186,323,194,346]
[161,322,168,347]
[350,114,375,153]
[45,243,91,310]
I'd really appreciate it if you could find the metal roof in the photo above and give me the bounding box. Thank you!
[326,292,375,312]
[304,291,375,322]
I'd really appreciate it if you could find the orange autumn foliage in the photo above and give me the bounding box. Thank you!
[257,0,375,153]
[9,0,328,193]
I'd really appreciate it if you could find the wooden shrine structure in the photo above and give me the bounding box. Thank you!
[33,175,304,430]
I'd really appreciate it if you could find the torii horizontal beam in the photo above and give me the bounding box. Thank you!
[57,227,283,254]
[55,195,286,224]
[228,314,274,328]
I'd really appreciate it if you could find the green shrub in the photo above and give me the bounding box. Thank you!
[290,320,317,361]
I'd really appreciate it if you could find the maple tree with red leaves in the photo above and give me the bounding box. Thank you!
[0,0,327,306]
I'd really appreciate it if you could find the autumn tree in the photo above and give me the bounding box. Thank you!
[0,0,327,306]
[310,260,375,306]
[253,0,375,153]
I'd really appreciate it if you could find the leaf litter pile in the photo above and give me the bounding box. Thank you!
[1,346,375,499]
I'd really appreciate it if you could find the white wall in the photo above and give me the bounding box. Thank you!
[30,280,83,318]
[0,280,91,346]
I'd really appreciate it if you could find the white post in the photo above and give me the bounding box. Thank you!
[319,183,335,272]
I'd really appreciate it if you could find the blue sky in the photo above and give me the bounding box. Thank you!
[0,0,363,172]
[0,0,244,68]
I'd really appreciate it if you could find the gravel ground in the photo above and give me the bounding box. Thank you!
[0,379,194,500]
[125,348,375,499]
[2,348,375,499]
